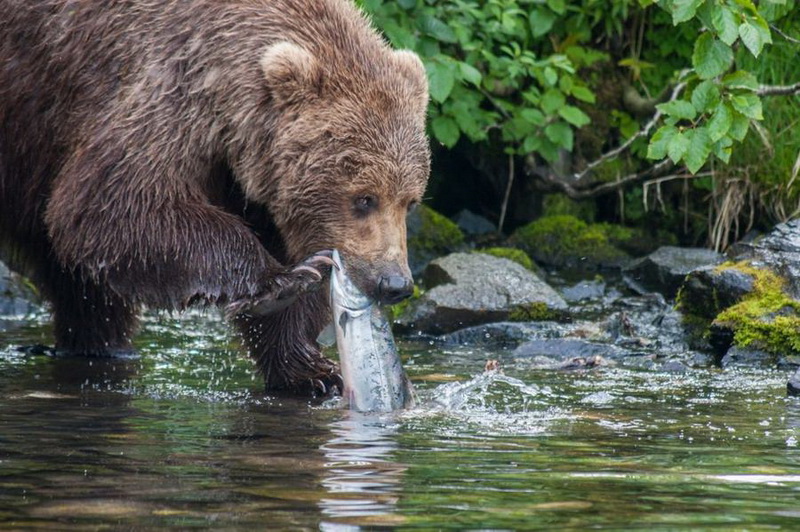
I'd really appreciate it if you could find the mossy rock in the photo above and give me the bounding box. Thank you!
[711,262,800,356]
[511,215,629,269]
[475,247,541,273]
[406,205,465,277]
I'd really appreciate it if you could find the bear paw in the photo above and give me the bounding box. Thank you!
[228,250,335,317]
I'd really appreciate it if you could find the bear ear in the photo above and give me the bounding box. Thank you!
[392,50,429,114]
[260,42,320,99]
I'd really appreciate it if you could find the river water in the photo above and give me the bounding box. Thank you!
[1,311,799,530]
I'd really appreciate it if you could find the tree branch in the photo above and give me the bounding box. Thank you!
[770,24,800,45]
[528,158,674,200]
[757,82,800,96]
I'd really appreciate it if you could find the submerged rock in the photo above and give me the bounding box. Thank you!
[439,321,566,347]
[623,246,725,299]
[720,346,775,368]
[395,252,567,335]
[513,338,639,361]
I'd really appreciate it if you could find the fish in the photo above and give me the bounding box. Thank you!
[327,249,415,412]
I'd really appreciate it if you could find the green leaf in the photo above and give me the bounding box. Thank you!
[671,0,704,24]
[558,105,591,127]
[425,60,456,103]
[397,0,416,8]
[520,108,546,126]
[683,128,712,173]
[546,0,566,15]
[722,70,759,91]
[431,115,460,146]
[691,80,721,111]
[529,9,556,38]
[711,6,740,45]
[707,102,733,141]
[656,100,697,120]
[728,110,750,141]
[522,134,541,154]
[417,15,457,43]
[730,92,763,120]
[738,21,765,57]
[667,130,690,163]
[692,33,734,79]
[713,136,734,164]
[647,125,679,160]
[540,88,566,114]
[545,121,573,151]
[458,62,482,86]
[431,116,460,147]
[571,85,596,103]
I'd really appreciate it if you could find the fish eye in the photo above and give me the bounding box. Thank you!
[353,194,378,216]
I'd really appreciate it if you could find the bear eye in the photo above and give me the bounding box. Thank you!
[353,195,378,216]
[407,200,420,213]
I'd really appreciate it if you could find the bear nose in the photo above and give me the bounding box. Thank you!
[378,275,414,305]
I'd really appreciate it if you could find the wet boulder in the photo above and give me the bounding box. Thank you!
[623,246,725,299]
[678,265,756,319]
[395,252,567,335]
[0,261,40,330]
[733,219,800,299]
[453,209,496,237]
[789,368,800,397]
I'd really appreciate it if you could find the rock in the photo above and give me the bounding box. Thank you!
[605,295,692,355]
[623,246,725,299]
[562,278,606,303]
[406,205,465,277]
[661,359,689,373]
[678,265,755,319]
[513,338,641,361]
[453,209,496,236]
[0,261,39,318]
[789,368,800,397]
[720,346,775,368]
[734,219,800,299]
[395,252,567,335]
[439,321,565,347]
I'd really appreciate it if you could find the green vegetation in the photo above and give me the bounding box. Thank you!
[476,247,536,271]
[360,0,800,246]
[713,263,800,355]
[511,215,629,268]
[508,301,564,322]
[407,205,465,256]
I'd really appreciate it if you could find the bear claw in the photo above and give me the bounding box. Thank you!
[228,250,335,317]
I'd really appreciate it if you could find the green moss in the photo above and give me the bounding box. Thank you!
[389,284,422,322]
[542,194,596,222]
[712,262,800,355]
[511,215,628,268]
[476,247,535,271]
[407,205,464,254]
[508,302,562,322]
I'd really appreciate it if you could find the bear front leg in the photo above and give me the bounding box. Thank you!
[232,289,342,396]
[226,250,335,318]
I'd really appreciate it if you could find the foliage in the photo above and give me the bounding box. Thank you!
[360,0,800,245]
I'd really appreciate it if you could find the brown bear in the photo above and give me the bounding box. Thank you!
[0,0,430,394]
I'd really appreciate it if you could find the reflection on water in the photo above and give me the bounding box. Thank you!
[319,413,405,526]
[1,312,799,529]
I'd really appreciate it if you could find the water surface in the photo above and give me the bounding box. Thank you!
[1,311,798,530]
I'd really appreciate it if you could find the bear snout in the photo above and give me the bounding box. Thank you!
[377,274,414,305]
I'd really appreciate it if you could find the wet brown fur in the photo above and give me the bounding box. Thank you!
[0,0,430,392]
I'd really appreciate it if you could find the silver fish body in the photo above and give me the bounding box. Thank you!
[329,250,414,412]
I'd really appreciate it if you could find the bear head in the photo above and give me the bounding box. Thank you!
[251,40,430,305]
